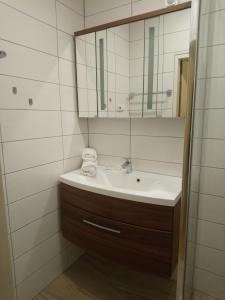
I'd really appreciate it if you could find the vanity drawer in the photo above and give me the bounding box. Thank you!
[62,202,172,273]
[61,184,175,232]
[62,203,172,263]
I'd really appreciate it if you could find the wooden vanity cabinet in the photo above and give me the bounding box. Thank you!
[60,183,181,278]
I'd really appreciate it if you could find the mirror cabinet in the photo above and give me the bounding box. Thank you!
[75,3,191,118]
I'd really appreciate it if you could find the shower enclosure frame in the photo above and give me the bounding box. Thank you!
[176,0,201,299]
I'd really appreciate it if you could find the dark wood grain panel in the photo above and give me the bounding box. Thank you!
[62,202,172,263]
[61,183,174,231]
[60,183,181,277]
[62,217,171,277]
[74,2,191,36]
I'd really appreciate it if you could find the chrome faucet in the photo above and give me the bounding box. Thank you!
[121,158,132,174]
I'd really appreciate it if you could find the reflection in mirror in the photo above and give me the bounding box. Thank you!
[107,24,130,117]
[129,20,144,118]
[75,7,190,118]
[76,32,97,117]
[157,9,190,117]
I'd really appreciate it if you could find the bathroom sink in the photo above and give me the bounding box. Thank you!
[59,166,182,206]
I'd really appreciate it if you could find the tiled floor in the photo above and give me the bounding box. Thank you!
[35,254,176,300]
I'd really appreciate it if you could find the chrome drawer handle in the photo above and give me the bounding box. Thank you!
[83,219,120,234]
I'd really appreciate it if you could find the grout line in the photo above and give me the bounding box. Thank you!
[56,0,84,17]
[14,228,61,261]
[11,208,59,234]
[194,266,225,280]
[0,0,57,30]
[201,7,225,16]
[4,158,63,176]
[89,132,184,138]
[85,2,131,18]
[1,133,88,144]
[0,125,18,292]
[195,243,225,254]
[0,73,76,88]
[7,185,59,205]
[55,0,65,173]
[8,186,58,208]
[98,153,182,165]
[193,288,221,300]
[197,218,225,227]
[16,242,71,288]
[199,192,225,200]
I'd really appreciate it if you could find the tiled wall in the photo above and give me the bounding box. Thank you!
[188,1,225,299]
[85,0,190,177]
[0,1,87,299]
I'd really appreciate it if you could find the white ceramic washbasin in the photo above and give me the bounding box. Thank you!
[59,166,182,207]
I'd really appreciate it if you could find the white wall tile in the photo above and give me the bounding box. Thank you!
[14,233,68,285]
[203,78,225,109]
[6,161,63,203]
[132,0,165,16]
[59,59,75,86]
[0,40,59,84]
[198,194,225,225]
[0,0,57,27]
[201,139,225,168]
[63,156,82,172]
[195,245,225,277]
[58,0,84,15]
[164,30,190,53]
[3,137,63,173]
[89,134,129,157]
[85,0,131,16]
[0,75,60,111]
[12,210,60,258]
[201,0,225,14]
[17,249,68,300]
[56,2,83,35]
[0,110,62,142]
[0,0,85,297]
[206,44,225,78]
[132,158,182,177]
[200,167,225,198]
[164,9,190,34]
[203,10,225,47]
[203,109,225,139]
[85,5,131,27]
[131,118,185,137]
[0,3,57,55]
[9,187,59,232]
[197,219,225,251]
[58,31,75,61]
[62,112,88,135]
[194,268,225,300]
[60,85,77,111]
[89,119,130,135]
[63,134,88,159]
[131,136,184,163]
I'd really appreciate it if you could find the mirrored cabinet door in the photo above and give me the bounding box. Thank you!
[129,20,144,118]
[75,6,190,119]
[76,33,97,117]
[108,24,130,117]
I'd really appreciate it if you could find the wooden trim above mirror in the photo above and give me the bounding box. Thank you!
[74,1,191,37]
